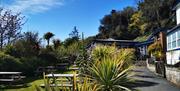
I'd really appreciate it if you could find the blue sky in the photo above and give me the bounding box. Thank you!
[1,0,136,41]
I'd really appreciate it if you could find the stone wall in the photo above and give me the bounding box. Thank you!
[166,67,180,87]
[147,60,180,87]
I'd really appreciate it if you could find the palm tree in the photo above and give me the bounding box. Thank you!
[43,32,54,46]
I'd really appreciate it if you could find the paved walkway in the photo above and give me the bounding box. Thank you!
[131,67,180,91]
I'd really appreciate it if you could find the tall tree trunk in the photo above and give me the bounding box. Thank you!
[47,39,49,46]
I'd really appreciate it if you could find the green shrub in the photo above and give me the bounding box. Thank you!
[4,45,18,57]
[0,52,22,71]
[87,57,132,91]
[148,40,164,60]
[77,77,99,91]
[56,42,82,64]
[20,57,44,76]
[85,45,135,91]
[39,48,58,65]
[91,44,117,61]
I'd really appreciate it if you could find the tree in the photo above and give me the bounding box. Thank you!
[138,0,176,32]
[69,26,80,41]
[128,11,146,36]
[0,8,24,49]
[52,39,61,49]
[97,7,136,40]
[43,32,54,46]
[11,31,41,57]
[64,26,80,47]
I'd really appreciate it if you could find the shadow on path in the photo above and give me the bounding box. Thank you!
[133,75,155,78]
[129,80,159,88]
[130,67,180,91]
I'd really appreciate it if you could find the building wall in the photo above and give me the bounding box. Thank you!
[166,29,180,65]
[147,63,180,87]
[166,50,180,65]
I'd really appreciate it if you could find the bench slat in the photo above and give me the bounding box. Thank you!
[0,79,14,82]
[40,84,73,87]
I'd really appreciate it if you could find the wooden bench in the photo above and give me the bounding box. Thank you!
[40,73,78,90]
[40,83,73,87]
[0,72,25,83]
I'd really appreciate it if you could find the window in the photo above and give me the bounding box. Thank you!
[172,33,176,48]
[177,31,180,46]
[167,30,180,50]
[167,35,171,49]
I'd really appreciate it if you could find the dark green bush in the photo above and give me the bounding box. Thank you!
[0,52,22,71]
[4,45,18,57]
[39,48,58,66]
[20,57,44,76]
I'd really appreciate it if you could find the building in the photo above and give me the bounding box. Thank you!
[87,37,154,59]
[86,38,139,51]
[166,0,180,65]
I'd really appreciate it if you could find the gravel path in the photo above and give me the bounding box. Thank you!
[130,66,180,91]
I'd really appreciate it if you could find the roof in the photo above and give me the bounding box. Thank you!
[147,28,167,41]
[166,24,180,35]
[95,38,139,43]
[135,40,154,46]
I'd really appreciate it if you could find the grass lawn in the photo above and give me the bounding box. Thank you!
[0,77,44,91]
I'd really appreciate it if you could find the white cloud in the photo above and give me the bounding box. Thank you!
[5,0,64,14]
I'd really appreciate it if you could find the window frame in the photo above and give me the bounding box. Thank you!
[167,29,180,51]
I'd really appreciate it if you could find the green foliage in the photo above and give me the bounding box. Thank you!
[69,26,80,40]
[56,42,82,63]
[63,26,80,47]
[20,57,44,75]
[148,40,164,60]
[52,39,61,49]
[39,48,58,65]
[88,58,132,91]
[97,0,176,40]
[0,51,22,71]
[83,36,95,47]
[91,44,117,61]
[77,77,99,91]
[86,45,135,91]
[138,0,176,31]
[10,31,41,57]
[4,44,18,57]
[97,7,136,40]
[128,11,146,35]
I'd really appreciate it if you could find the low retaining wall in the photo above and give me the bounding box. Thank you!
[147,60,180,87]
[166,67,180,87]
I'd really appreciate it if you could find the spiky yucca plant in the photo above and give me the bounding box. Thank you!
[77,77,99,91]
[88,57,132,91]
[87,45,135,91]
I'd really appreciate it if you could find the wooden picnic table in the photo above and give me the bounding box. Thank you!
[0,72,22,75]
[68,67,79,71]
[45,74,78,78]
[41,73,78,90]
[0,72,25,82]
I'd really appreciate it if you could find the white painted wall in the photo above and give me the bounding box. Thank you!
[166,50,180,65]
[176,5,180,25]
